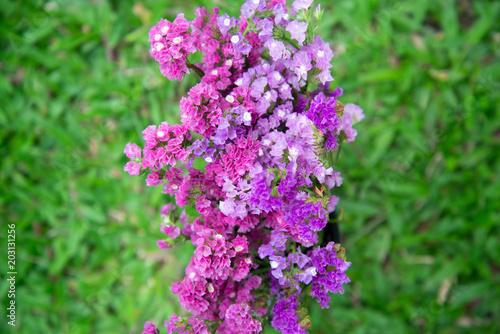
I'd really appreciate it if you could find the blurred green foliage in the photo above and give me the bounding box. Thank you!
[0,0,499,333]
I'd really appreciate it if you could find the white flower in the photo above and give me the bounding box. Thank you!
[231,35,240,44]
[289,146,299,157]
[299,65,307,75]
[243,111,252,122]
[155,43,164,51]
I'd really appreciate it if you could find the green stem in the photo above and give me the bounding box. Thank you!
[251,267,271,276]
[284,36,301,51]
[327,149,335,168]
[242,22,253,37]
[186,60,205,78]
[335,144,343,163]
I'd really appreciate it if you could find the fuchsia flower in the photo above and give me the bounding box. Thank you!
[124,1,365,333]
[124,161,141,176]
[141,321,159,334]
[124,143,141,159]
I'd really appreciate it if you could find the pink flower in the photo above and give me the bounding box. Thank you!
[157,240,170,249]
[149,14,197,81]
[123,142,141,159]
[161,224,181,239]
[170,276,213,317]
[124,161,141,176]
[146,171,164,187]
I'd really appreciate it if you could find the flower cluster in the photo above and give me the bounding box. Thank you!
[126,1,364,333]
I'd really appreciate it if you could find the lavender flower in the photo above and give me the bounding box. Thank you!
[286,20,308,46]
[292,0,315,14]
[217,13,236,36]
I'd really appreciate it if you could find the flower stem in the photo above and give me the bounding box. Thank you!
[335,144,343,163]
[186,60,205,78]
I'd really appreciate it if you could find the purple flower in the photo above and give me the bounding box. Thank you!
[265,38,290,61]
[271,293,306,334]
[241,0,266,17]
[257,18,274,42]
[258,230,288,259]
[305,92,341,151]
[327,195,339,212]
[269,255,289,282]
[126,2,365,330]
[272,4,289,25]
[316,69,334,84]
[308,242,352,308]
[325,171,343,189]
[286,20,308,46]
[230,33,252,55]
[217,13,236,36]
[292,0,314,14]
[291,50,312,81]
[220,198,236,216]
[336,104,364,143]
[296,266,317,285]
[304,36,334,73]
[288,247,310,269]
[345,103,365,123]
[250,77,268,98]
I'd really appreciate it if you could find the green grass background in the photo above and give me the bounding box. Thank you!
[1,0,499,333]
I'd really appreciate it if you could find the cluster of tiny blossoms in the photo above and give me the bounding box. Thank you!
[124,1,364,333]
